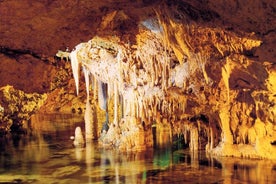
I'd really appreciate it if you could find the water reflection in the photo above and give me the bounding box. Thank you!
[0,113,275,183]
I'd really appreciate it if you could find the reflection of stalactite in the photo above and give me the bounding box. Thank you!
[85,142,93,183]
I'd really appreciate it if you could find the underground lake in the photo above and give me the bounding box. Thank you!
[0,113,275,184]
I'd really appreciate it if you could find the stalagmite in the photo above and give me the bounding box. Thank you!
[93,75,97,100]
[222,59,230,102]
[248,126,257,144]
[85,99,93,141]
[73,127,85,147]
[219,107,233,145]
[253,118,266,138]
[236,124,248,144]
[206,127,214,151]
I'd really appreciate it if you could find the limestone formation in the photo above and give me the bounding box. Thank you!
[68,2,276,158]
[0,0,275,159]
[73,126,85,147]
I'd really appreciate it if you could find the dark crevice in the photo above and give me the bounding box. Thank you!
[0,46,50,63]
[262,29,276,36]
[165,0,220,22]
[188,114,209,123]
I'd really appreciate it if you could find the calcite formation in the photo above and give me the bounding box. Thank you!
[0,0,275,159]
[68,2,276,159]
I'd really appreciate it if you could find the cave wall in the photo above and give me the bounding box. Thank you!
[0,0,275,158]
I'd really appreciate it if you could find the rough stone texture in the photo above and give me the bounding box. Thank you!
[0,0,275,158]
[0,85,46,133]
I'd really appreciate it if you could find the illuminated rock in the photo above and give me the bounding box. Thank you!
[0,85,47,132]
[0,0,275,159]
[73,126,85,147]
[68,4,276,158]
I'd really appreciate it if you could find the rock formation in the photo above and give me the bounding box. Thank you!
[0,85,46,133]
[0,0,275,158]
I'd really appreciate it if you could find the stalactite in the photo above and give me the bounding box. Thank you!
[98,81,108,111]
[210,127,214,150]
[195,53,209,84]
[137,97,143,119]
[70,49,80,95]
[142,100,147,122]
[107,82,112,101]
[190,126,199,151]
[162,64,166,90]
[150,61,155,87]
[113,83,119,126]
[166,62,170,88]
[120,94,124,118]
[123,97,127,117]
[83,66,90,96]
[93,75,97,100]
[133,66,138,88]
[135,98,139,119]
[183,127,187,144]
[153,100,158,117]
[66,29,216,152]
[197,120,201,134]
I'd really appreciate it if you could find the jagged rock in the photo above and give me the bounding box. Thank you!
[0,85,47,133]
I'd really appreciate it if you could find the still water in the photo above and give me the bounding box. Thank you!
[0,114,275,184]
